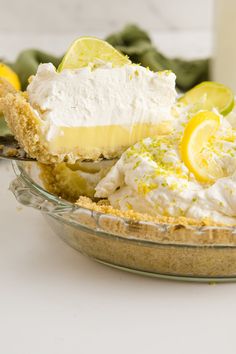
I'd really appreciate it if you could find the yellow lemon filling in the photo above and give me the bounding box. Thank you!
[46,122,172,157]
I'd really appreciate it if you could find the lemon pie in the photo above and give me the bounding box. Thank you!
[26,72,236,226]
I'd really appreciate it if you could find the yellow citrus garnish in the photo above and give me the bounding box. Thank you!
[178,81,234,116]
[180,111,223,183]
[58,36,131,72]
[0,63,21,90]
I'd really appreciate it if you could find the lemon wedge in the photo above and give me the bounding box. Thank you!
[180,111,223,183]
[0,63,21,90]
[58,36,131,72]
[178,81,234,116]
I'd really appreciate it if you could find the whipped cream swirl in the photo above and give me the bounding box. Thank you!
[96,111,236,225]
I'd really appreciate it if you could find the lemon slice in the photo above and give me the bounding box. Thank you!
[0,63,21,90]
[180,111,223,183]
[58,36,131,72]
[178,81,234,116]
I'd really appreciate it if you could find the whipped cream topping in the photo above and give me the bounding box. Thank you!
[95,108,236,225]
[27,63,176,132]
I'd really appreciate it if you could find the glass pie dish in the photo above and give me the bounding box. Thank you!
[10,160,236,282]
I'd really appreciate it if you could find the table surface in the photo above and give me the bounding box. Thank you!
[1,31,236,354]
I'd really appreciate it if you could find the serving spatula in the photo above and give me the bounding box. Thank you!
[0,135,36,161]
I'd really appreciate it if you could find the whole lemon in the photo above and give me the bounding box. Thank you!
[0,63,21,90]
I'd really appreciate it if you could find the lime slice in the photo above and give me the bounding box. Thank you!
[180,111,222,183]
[58,36,131,72]
[178,81,234,116]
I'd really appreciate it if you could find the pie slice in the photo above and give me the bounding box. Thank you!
[0,38,176,164]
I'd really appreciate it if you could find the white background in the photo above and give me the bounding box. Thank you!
[0,0,213,61]
[0,0,213,33]
[1,1,236,353]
